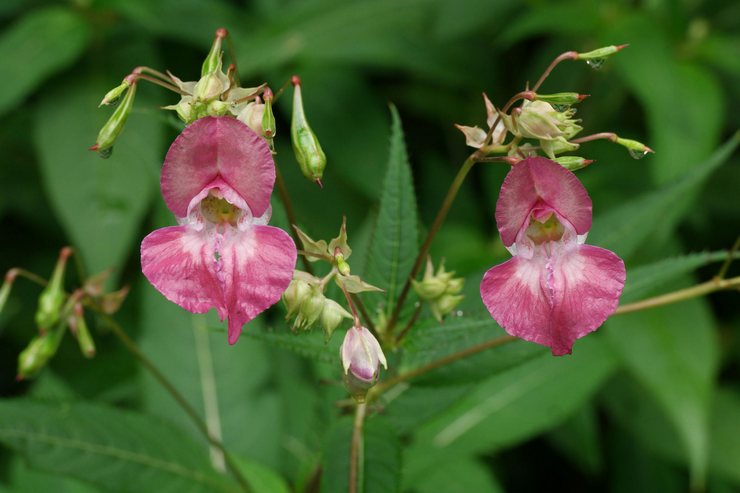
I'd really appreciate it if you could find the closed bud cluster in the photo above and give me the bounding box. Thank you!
[412,257,465,322]
[504,100,582,143]
[340,326,387,401]
[282,273,352,339]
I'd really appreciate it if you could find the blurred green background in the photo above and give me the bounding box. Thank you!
[0,0,738,492]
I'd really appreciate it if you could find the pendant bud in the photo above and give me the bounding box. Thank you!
[340,326,387,401]
[35,247,72,332]
[90,77,137,158]
[291,76,327,185]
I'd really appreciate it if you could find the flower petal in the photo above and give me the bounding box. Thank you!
[495,157,592,246]
[480,244,624,355]
[218,225,297,344]
[141,224,297,345]
[161,116,275,218]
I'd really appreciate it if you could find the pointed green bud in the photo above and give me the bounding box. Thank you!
[261,87,276,141]
[71,303,95,358]
[540,136,580,159]
[412,257,465,302]
[99,78,131,107]
[320,299,352,340]
[282,278,312,317]
[430,294,464,323]
[614,136,654,159]
[552,156,594,171]
[293,287,325,331]
[35,247,71,332]
[16,325,65,380]
[193,71,229,101]
[291,76,326,186]
[90,77,137,158]
[412,278,447,300]
[533,92,588,105]
[0,270,17,316]
[202,28,228,77]
[328,216,352,260]
[575,44,628,61]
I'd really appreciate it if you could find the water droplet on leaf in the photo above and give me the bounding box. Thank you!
[586,58,606,70]
[628,148,648,160]
[98,147,113,159]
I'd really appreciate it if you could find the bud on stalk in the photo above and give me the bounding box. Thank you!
[291,76,327,185]
[90,77,137,158]
[35,247,72,332]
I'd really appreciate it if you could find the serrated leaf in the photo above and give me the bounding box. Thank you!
[410,337,616,459]
[0,399,238,493]
[366,105,419,318]
[243,324,340,365]
[589,133,739,259]
[320,416,401,493]
[0,7,90,117]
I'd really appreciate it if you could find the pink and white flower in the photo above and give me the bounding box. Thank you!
[141,116,297,345]
[340,326,387,383]
[480,157,625,355]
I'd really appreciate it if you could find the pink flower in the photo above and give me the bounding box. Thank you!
[340,326,387,383]
[480,157,625,355]
[141,117,297,345]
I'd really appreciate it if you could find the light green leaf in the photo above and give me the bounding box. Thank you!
[605,275,718,487]
[410,337,616,459]
[33,75,162,276]
[321,416,401,493]
[365,105,419,318]
[589,133,739,259]
[233,456,290,493]
[243,324,340,364]
[407,455,504,493]
[5,456,101,493]
[0,7,89,117]
[0,399,238,493]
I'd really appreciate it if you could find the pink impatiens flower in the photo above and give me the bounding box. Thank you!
[141,116,297,345]
[480,156,625,355]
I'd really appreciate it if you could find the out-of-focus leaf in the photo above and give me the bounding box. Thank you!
[589,133,739,259]
[320,416,401,493]
[497,0,603,46]
[0,399,238,493]
[365,105,419,318]
[34,77,162,276]
[233,456,290,493]
[400,310,544,385]
[382,384,473,435]
[5,456,101,493]
[605,14,724,183]
[0,7,89,117]
[410,337,616,460]
[407,455,504,493]
[695,35,740,77]
[243,324,340,364]
[432,0,518,40]
[547,403,603,475]
[605,276,718,486]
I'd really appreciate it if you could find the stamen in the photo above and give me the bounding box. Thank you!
[200,192,241,226]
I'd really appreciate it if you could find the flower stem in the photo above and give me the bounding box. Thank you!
[133,73,186,95]
[569,132,618,144]
[614,275,740,315]
[274,166,313,274]
[102,315,253,493]
[349,402,367,493]
[531,51,578,92]
[386,153,478,332]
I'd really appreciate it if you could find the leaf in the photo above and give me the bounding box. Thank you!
[0,399,237,493]
[605,274,718,487]
[406,456,504,493]
[546,403,603,475]
[365,105,419,318]
[589,133,739,260]
[6,456,101,493]
[243,324,341,364]
[33,66,163,277]
[233,456,290,493]
[0,7,90,117]
[409,336,616,460]
[320,416,401,493]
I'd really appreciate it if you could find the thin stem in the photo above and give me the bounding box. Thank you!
[5,268,47,287]
[484,91,532,145]
[351,294,376,333]
[570,132,617,145]
[614,275,740,315]
[102,315,252,493]
[270,78,293,105]
[134,74,187,95]
[349,402,367,493]
[716,236,740,280]
[340,283,361,328]
[386,153,477,331]
[133,66,174,85]
[395,302,422,343]
[275,166,313,274]
[224,35,241,87]
[531,51,578,92]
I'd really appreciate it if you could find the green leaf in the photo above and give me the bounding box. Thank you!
[546,403,603,475]
[407,456,504,493]
[233,456,290,493]
[5,456,101,493]
[321,416,401,493]
[0,399,237,493]
[243,324,340,364]
[33,74,162,276]
[605,275,718,487]
[365,105,419,318]
[589,133,739,259]
[410,337,616,459]
[0,7,90,117]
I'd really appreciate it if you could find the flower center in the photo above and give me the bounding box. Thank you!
[200,193,241,226]
[525,213,564,245]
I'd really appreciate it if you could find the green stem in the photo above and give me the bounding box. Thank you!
[102,315,252,493]
[614,275,740,315]
[349,402,367,493]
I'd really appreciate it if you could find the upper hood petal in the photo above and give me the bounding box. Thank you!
[495,157,592,246]
[161,116,275,218]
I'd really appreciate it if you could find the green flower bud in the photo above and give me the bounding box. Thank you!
[552,156,594,171]
[236,101,265,136]
[35,247,71,332]
[533,92,588,105]
[430,294,464,323]
[291,77,326,185]
[540,136,580,159]
[293,288,325,331]
[575,44,628,61]
[16,325,65,380]
[99,79,131,107]
[207,99,230,117]
[412,277,447,300]
[614,136,654,159]
[283,278,312,317]
[90,79,137,158]
[261,88,276,140]
[320,298,352,340]
[71,303,95,358]
[201,28,227,77]
[193,71,229,101]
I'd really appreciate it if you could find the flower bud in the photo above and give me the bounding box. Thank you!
[291,77,326,185]
[193,71,229,101]
[236,101,265,135]
[340,326,387,401]
[90,79,137,158]
[533,92,588,105]
[412,277,447,299]
[552,156,594,171]
[261,87,276,141]
[614,136,654,159]
[71,303,95,358]
[293,287,325,331]
[320,298,352,340]
[283,278,312,317]
[430,294,464,323]
[16,329,63,380]
[540,136,580,159]
[202,28,227,77]
[575,44,628,61]
[35,247,71,332]
[99,78,131,107]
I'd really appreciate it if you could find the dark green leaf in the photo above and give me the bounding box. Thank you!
[407,456,504,493]
[365,105,419,318]
[0,7,89,117]
[0,399,237,493]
